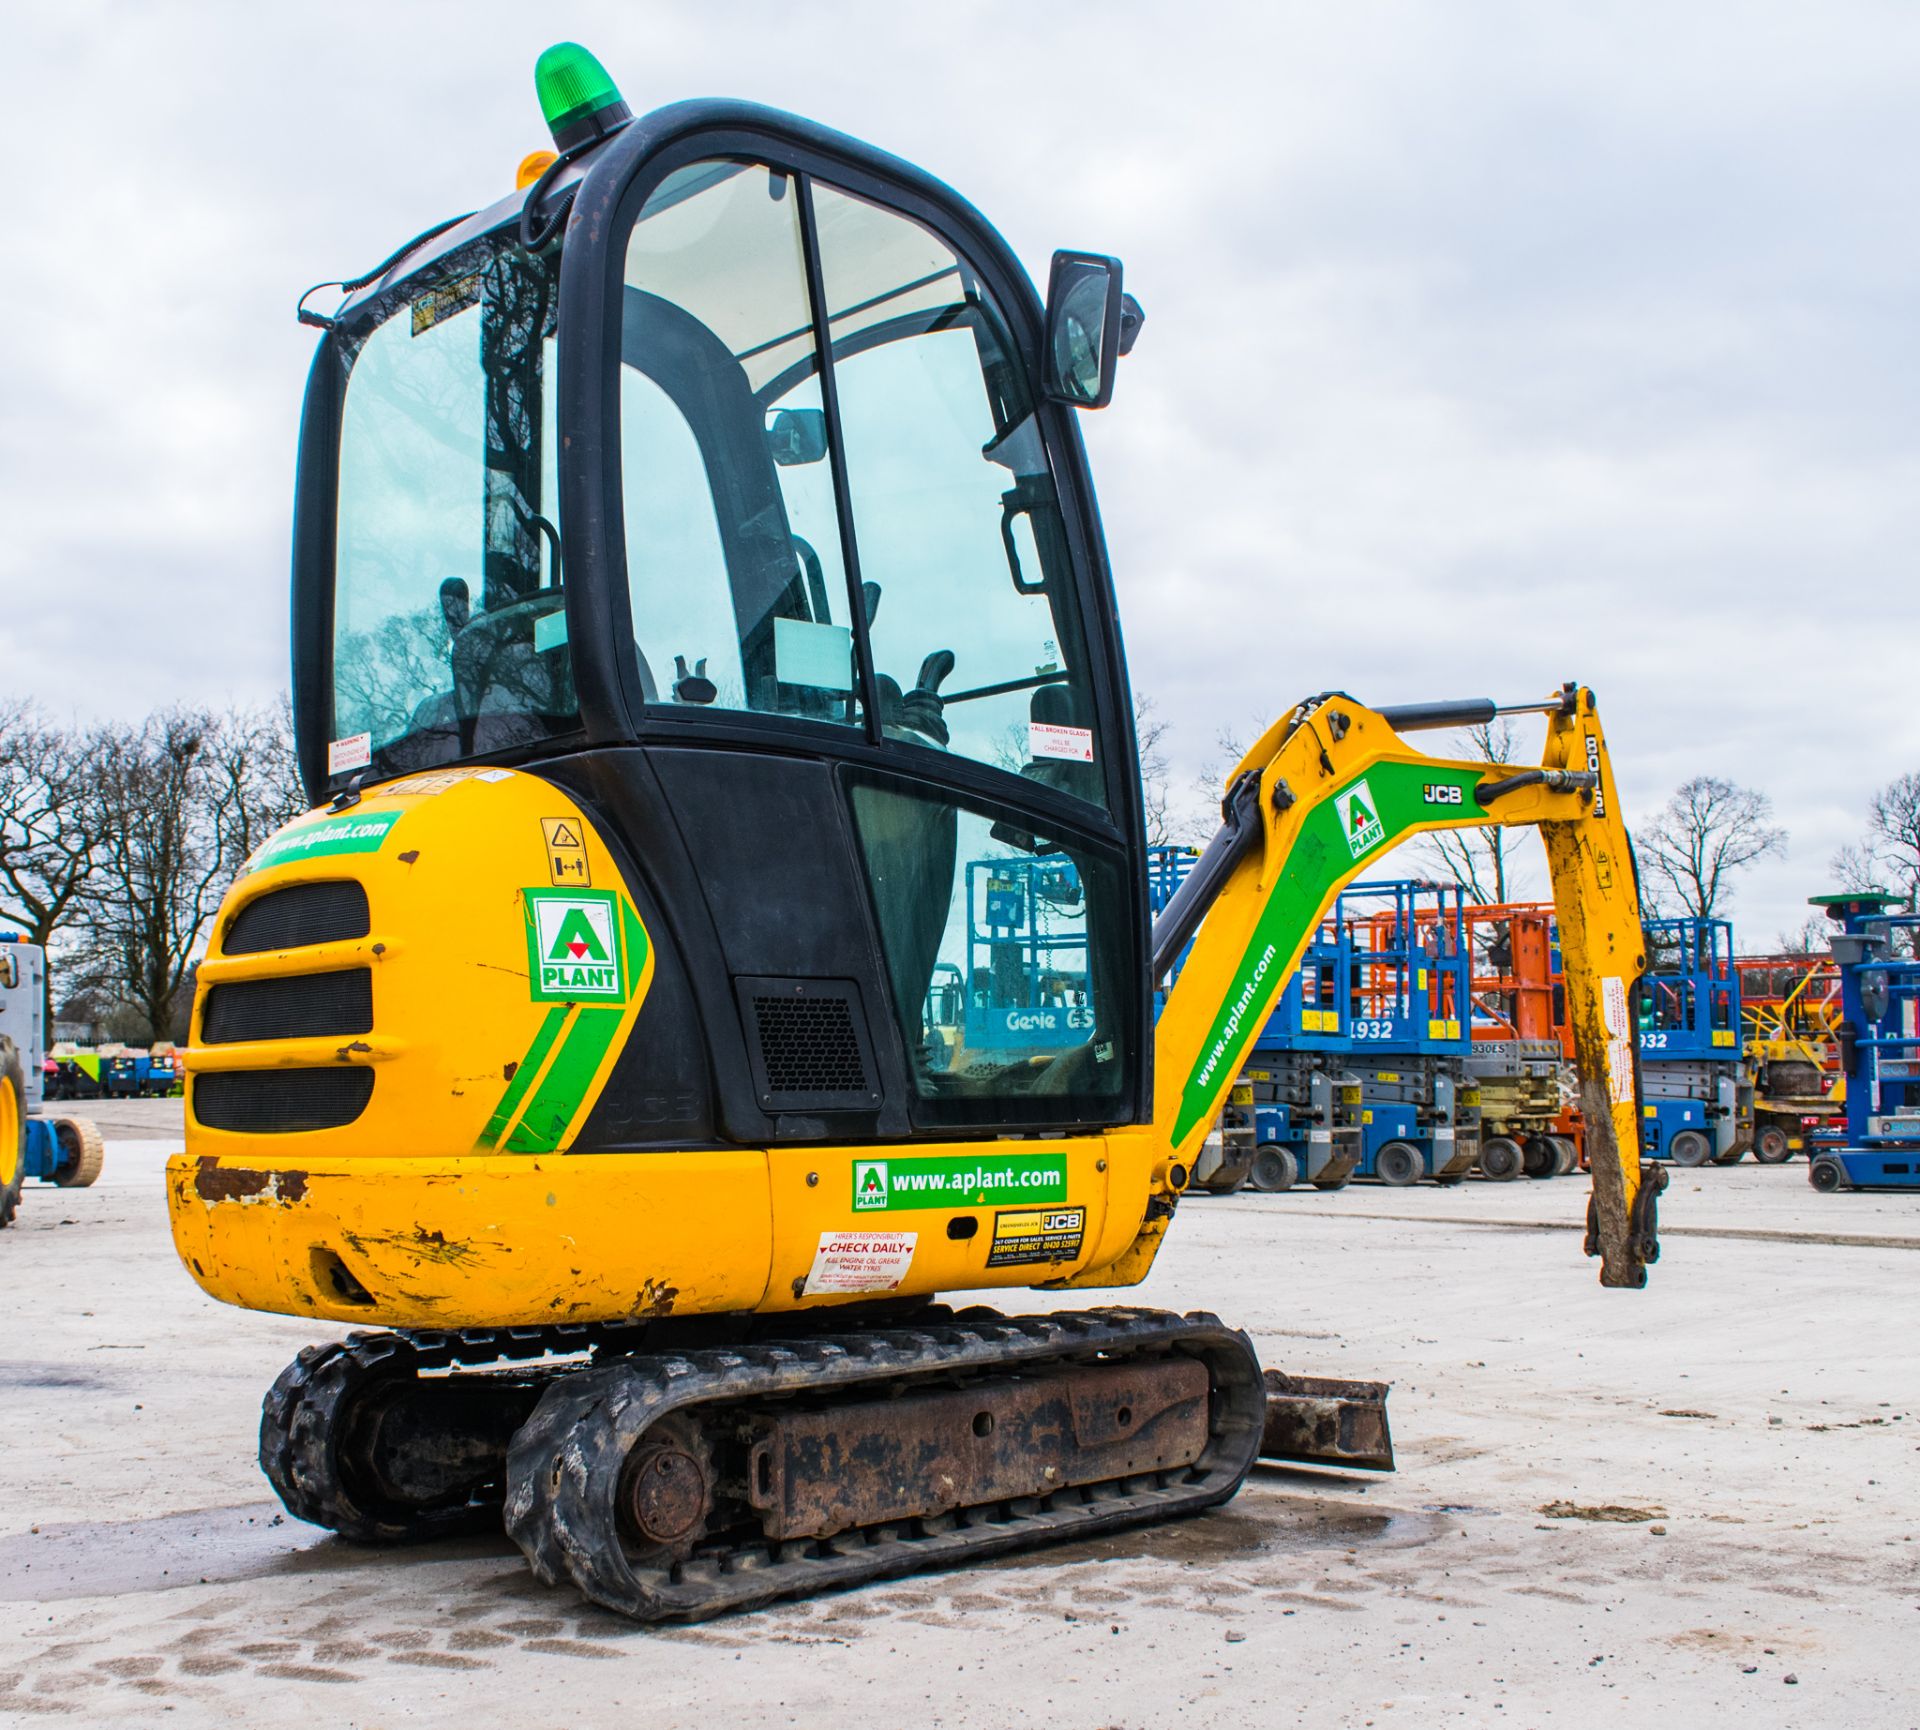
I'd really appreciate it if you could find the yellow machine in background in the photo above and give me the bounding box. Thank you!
[166,44,1659,1620]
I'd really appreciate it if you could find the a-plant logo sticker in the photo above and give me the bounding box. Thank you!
[1336,777,1386,860]
[853,1160,890,1211]
[525,888,626,1003]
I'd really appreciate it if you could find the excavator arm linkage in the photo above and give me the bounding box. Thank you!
[1152,683,1662,1288]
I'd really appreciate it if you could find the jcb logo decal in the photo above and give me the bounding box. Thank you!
[526,889,626,1003]
[1422,784,1464,805]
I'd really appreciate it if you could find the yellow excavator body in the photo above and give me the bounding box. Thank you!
[161,43,1661,1621]
[171,690,1653,1329]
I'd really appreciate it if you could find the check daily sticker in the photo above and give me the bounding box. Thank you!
[247,810,401,873]
[852,1153,1069,1212]
[804,1231,917,1296]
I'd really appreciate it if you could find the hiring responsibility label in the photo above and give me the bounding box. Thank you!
[803,1231,917,1296]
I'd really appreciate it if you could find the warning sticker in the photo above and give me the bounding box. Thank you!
[384,768,476,798]
[985,1206,1086,1269]
[1029,721,1094,763]
[803,1230,917,1296]
[1601,974,1634,1105]
[541,816,591,887]
[412,271,483,336]
[327,732,372,776]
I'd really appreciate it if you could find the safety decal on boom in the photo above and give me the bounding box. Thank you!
[1171,760,1482,1148]
[1336,778,1386,860]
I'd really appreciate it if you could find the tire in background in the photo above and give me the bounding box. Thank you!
[1249,1144,1297,1193]
[52,1117,105,1187]
[1479,1136,1523,1181]
[1522,1135,1559,1179]
[1375,1141,1422,1187]
[1668,1129,1713,1167]
[0,1041,25,1230]
[1753,1122,1793,1164]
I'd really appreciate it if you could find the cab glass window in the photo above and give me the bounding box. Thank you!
[850,781,1131,1127]
[333,239,574,775]
[813,184,1106,808]
[621,162,862,724]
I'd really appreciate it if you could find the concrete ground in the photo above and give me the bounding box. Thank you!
[2,1099,1915,1728]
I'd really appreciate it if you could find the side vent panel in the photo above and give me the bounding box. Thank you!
[735,977,880,1113]
[194,1068,374,1134]
[224,881,371,955]
[202,970,374,1045]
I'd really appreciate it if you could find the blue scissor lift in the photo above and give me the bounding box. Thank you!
[1243,880,1475,1190]
[1807,892,1920,1192]
[1145,851,1475,1192]
[923,855,1092,1079]
[1637,916,1751,1166]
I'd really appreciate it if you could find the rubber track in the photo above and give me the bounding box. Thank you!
[260,1324,648,1542]
[504,1305,1265,1622]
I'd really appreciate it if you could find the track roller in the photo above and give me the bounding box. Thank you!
[504,1307,1264,1622]
[261,1331,577,1542]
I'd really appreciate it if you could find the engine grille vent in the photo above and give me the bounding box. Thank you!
[735,977,878,1112]
[224,881,370,955]
[201,970,374,1046]
[194,1067,374,1134]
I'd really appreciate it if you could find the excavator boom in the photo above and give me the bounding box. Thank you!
[1153,684,1658,1285]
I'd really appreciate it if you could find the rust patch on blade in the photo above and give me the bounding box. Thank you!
[193,1156,310,1205]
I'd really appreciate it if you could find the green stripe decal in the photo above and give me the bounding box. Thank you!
[621,902,650,994]
[504,1006,625,1153]
[1171,762,1482,1146]
[475,1007,569,1150]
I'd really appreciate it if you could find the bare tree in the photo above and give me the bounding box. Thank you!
[1414,719,1523,904]
[1635,775,1787,921]
[207,697,310,863]
[80,702,305,1041]
[1133,694,1174,846]
[0,703,102,982]
[1771,911,1832,956]
[1829,773,1920,907]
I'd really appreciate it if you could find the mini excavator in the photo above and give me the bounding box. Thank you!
[168,46,1662,1621]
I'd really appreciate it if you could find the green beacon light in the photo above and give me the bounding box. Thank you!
[535,42,632,152]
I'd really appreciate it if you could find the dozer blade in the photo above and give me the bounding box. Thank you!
[504,1307,1265,1621]
[1258,1370,1394,1472]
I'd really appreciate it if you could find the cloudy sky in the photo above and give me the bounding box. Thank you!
[4,1,1917,945]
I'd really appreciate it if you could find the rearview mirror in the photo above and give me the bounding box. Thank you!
[1043,252,1125,409]
[767,408,828,465]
